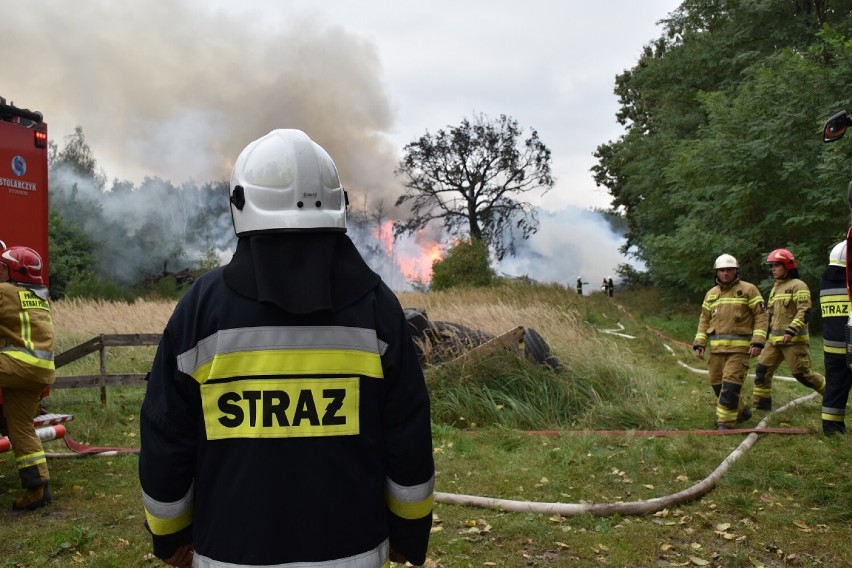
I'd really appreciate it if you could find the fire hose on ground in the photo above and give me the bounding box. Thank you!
[0,413,139,458]
[435,392,817,516]
[435,314,818,516]
[6,311,820,516]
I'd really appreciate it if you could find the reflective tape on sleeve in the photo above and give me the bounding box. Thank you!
[142,483,194,536]
[386,474,435,520]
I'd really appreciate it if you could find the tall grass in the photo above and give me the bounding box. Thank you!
[51,298,175,346]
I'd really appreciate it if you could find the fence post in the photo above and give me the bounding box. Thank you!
[99,334,107,406]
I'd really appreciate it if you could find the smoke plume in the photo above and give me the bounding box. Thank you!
[1,0,403,212]
[2,1,635,292]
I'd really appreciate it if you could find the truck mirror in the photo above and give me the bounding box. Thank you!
[823,110,851,143]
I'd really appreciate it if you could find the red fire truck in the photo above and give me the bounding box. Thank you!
[0,96,70,453]
[0,95,50,280]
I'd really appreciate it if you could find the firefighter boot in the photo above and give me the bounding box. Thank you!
[715,382,743,430]
[12,482,51,511]
[753,364,772,410]
[736,406,752,424]
[823,420,846,437]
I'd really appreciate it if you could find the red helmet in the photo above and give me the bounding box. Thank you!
[766,248,797,270]
[0,246,44,285]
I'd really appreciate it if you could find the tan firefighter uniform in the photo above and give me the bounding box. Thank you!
[0,280,55,505]
[694,277,768,427]
[754,277,825,409]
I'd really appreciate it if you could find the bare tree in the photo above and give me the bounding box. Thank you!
[394,113,554,260]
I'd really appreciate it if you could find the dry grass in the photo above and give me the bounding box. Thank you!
[51,298,176,349]
[398,284,591,357]
[50,286,593,356]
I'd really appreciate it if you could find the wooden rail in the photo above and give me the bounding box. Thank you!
[54,334,162,404]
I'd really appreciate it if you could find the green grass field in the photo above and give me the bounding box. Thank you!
[1,286,849,567]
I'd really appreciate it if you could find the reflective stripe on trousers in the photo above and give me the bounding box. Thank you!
[193,538,390,568]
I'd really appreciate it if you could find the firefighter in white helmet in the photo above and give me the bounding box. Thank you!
[0,246,55,510]
[693,254,767,429]
[139,130,434,567]
[753,248,825,411]
[819,240,851,435]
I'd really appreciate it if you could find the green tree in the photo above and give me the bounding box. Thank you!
[593,0,852,300]
[47,211,96,299]
[430,238,495,291]
[395,113,554,261]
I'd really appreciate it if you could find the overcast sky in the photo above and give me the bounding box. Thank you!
[1,0,683,286]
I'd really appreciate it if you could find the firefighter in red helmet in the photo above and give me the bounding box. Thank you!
[693,254,767,429]
[0,246,55,510]
[753,248,825,411]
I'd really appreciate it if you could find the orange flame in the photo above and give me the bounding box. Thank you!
[374,221,445,284]
[373,220,395,256]
[398,241,444,283]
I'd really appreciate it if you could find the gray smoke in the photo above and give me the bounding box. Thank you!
[494,208,638,290]
[0,0,403,212]
[2,0,636,291]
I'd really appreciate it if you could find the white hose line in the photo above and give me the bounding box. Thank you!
[664,343,798,383]
[435,392,817,516]
[597,322,637,339]
[676,360,798,383]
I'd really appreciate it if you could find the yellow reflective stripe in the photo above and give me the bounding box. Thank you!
[710,298,750,305]
[2,349,55,370]
[824,345,846,355]
[770,336,809,344]
[753,386,771,398]
[386,475,435,520]
[752,330,767,339]
[190,349,383,384]
[142,486,194,537]
[144,505,194,537]
[16,450,46,469]
[387,490,434,520]
[716,406,737,424]
[708,338,750,348]
[178,326,383,377]
[18,310,33,351]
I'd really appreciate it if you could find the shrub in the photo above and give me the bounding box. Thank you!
[430,238,495,290]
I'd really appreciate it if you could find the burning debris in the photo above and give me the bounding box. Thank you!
[404,307,561,370]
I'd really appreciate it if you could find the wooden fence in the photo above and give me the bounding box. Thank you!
[54,334,161,404]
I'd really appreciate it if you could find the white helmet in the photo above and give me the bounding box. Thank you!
[713,254,738,270]
[229,129,347,235]
[829,240,847,267]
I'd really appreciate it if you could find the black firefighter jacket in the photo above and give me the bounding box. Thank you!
[139,234,435,567]
[819,265,850,356]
